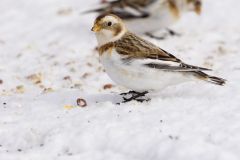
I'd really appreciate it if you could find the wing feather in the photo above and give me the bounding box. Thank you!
[115,32,211,72]
[115,32,181,62]
[144,63,211,72]
[83,0,156,20]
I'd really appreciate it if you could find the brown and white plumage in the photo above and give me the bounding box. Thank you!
[87,0,202,34]
[89,0,156,20]
[92,14,226,92]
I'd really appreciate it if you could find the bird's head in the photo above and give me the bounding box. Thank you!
[186,0,202,15]
[91,14,127,46]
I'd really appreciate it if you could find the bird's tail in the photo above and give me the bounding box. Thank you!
[194,71,226,86]
[82,7,107,14]
[81,1,116,14]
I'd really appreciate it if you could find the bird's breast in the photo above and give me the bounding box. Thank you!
[98,42,114,56]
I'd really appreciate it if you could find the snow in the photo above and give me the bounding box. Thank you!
[0,0,240,159]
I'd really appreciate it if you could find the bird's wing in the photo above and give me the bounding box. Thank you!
[115,32,211,72]
[124,0,158,8]
[106,10,150,19]
[82,0,151,20]
[143,62,211,72]
[107,0,157,8]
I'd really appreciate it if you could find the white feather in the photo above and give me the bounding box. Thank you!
[100,49,194,92]
[107,0,199,33]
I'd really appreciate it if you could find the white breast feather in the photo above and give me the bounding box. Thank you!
[99,49,193,91]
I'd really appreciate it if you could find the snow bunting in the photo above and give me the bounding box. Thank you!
[91,14,225,102]
[87,0,202,36]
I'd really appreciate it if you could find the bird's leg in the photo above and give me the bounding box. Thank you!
[122,91,150,103]
[166,28,181,36]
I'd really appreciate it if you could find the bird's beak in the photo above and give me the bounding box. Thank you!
[91,24,101,32]
[194,1,202,15]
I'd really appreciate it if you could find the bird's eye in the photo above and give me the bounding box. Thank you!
[107,22,112,26]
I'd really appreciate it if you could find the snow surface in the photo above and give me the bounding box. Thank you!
[0,0,240,159]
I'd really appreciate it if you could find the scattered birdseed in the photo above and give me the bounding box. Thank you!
[16,85,25,94]
[63,76,71,81]
[26,73,42,84]
[103,84,113,90]
[77,98,87,107]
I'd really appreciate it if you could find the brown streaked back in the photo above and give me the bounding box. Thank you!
[114,32,181,62]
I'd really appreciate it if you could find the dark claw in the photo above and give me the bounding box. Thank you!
[121,91,149,103]
[134,98,151,103]
[120,90,139,96]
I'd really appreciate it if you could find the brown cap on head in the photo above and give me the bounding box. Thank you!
[94,13,123,24]
[91,14,125,34]
[92,13,110,32]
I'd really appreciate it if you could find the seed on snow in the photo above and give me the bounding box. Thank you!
[77,98,87,107]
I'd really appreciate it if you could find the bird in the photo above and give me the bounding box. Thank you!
[86,0,202,39]
[91,14,226,103]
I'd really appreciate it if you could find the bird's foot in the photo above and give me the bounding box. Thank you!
[120,91,150,103]
[166,28,181,36]
[120,90,140,96]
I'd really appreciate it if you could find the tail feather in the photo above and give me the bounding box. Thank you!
[194,71,226,86]
[82,7,107,14]
[81,1,119,14]
[181,63,212,71]
[207,76,226,86]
